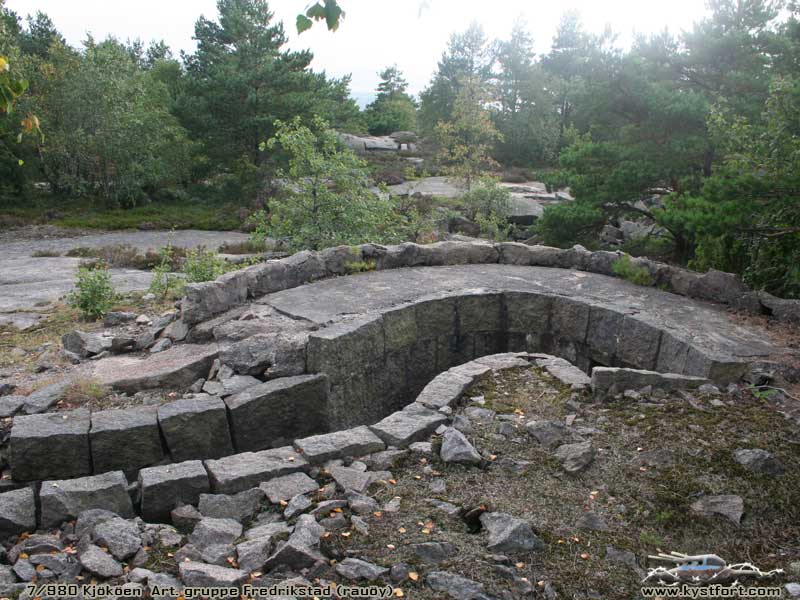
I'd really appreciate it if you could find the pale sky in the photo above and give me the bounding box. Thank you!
[6,0,710,103]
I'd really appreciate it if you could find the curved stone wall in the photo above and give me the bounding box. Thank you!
[182,241,800,327]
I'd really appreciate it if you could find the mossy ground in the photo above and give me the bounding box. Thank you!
[325,367,800,599]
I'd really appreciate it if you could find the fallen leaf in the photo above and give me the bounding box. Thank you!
[387,544,396,550]
[394,590,404,598]
[515,562,525,569]
[580,553,590,560]
[398,527,406,533]
[408,572,419,582]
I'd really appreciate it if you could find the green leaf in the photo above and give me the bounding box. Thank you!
[306,3,327,19]
[296,14,313,34]
[324,1,343,31]
[17,159,24,166]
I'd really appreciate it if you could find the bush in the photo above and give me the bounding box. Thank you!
[252,117,399,251]
[612,255,654,286]
[148,245,186,299]
[535,200,605,248]
[67,264,116,319]
[460,179,513,240]
[182,248,227,283]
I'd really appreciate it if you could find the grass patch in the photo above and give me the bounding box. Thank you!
[65,245,188,270]
[344,259,377,274]
[0,195,242,231]
[612,254,654,286]
[218,239,271,254]
[0,305,91,371]
[59,377,110,410]
[31,249,61,257]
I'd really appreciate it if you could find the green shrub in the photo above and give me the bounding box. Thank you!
[612,255,654,286]
[535,200,605,248]
[148,245,185,300]
[461,179,511,221]
[182,248,227,283]
[67,264,116,320]
[460,179,513,240]
[251,117,398,251]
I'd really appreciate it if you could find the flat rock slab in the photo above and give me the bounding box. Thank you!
[416,372,475,410]
[1,229,249,314]
[369,402,448,447]
[91,344,219,393]
[204,446,308,494]
[260,472,319,503]
[690,494,744,525]
[293,426,385,464]
[11,408,91,481]
[178,560,248,589]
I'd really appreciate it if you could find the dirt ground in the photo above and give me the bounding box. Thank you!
[322,367,800,599]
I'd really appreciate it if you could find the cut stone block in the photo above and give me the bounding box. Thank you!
[224,374,328,452]
[157,396,234,462]
[293,426,385,464]
[591,367,708,399]
[550,297,590,343]
[91,344,219,393]
[617,316,662,370]
[306,316,385,379]
[529,354,591,390]
[204,446,308,494]
[457,293,503,333]
[139,461,210,523]
[10,408,91,481]
[90,407,164,473]
[39,471,134,529]
[0,487,36,538]
[415,371,474,410]
[369,402,448,447]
